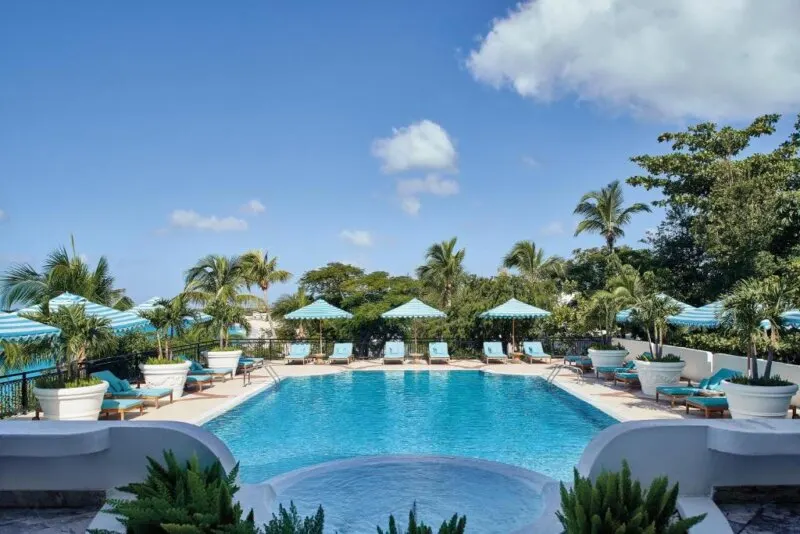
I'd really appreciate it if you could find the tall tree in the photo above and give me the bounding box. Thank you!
[416,238,466,308]
[241,250,292,338]
[502,240,555,283]
[574,180,651,252]
[139,295,198,359]
[1,236,133,310]
[184,255,259,307]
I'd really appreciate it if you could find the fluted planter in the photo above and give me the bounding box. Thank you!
[205,349,242,376]
[140,361,191,398]
[634,360,685,397]
[721,380,799,419]
[33,381,109,421]
[588,349,628,369]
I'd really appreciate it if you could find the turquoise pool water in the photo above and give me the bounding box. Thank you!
[205,371,615,483]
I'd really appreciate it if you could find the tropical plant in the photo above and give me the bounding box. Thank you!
[184,254,261,307]
[204,299,251,349]
[378,504,466,534]
[630,294,682,359]
[581,291,622,344]
[757,275,797,378]
[1,236,133,310]
[574,180,651,252]
[557,461,705,534]
[272,287,311,338]
[93,450,258,534]
[241,250,292,338]
[140,295,199,360]
[416,238,466,309]
[25,304,116,384]
[264,502,324,534]
[0,338,53,374]
[502,240,555,283]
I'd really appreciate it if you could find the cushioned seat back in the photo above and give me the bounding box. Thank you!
[385,342,404,356]
[289,343,310,357]
[429,342,447,356]
[92,370,123,393]
[524,341,544,355]
[706,368,742,390]
[334,343,352,356]
[484,342,503,355]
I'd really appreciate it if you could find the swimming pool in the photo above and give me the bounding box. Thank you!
[205,370,616,482]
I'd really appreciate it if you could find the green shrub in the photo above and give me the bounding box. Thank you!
[557,461,705,534]
[95,450,258,534]
[210,346,242,352]
[264,502,324,534]
[145,357,181,365]
[729,374,794,387]
[378,504,466,534]
[35,375,103,389]
[637,353,682,363]
[589,343,625,351]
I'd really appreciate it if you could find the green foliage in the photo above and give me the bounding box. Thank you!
[209,346,241,352]
[377,504,466,534]
[637,353,682,363]
[98,450,258,534]
[589,343,624,351]
[416,238,466,309]
[34,375,103,389]
[203,299,252,349]
[729,374,794,387]
[557,461,705,534]
[263,502,324,534]
[574,180,651,252]
[146,358,183,365]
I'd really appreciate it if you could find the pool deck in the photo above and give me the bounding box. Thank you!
[112,358,692,424]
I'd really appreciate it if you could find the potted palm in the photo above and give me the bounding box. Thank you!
[203,299,251,375]
[138,296,196,398]
[631,294,684,396]
[584,291,629,368]
[721,277,799,419]
[28,304,114,420]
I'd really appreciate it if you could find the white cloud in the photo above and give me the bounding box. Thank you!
[0,209,6,221]
[541,221,565,236]
[400,196,422,216]
[170,210,248,232]
[396,174,459,217]
[339,230,374,247]
[467,0,800,120]
[372,120,457,173]
[240,199,265,215]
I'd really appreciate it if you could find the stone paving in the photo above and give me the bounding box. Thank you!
[0,506,99,534]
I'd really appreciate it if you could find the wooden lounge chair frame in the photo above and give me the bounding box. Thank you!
[100,400,144,420]
[685,397,728,418]
[613,372,639,388]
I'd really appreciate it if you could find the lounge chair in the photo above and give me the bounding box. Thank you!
[596,360,635,379]
[329,343,354,364]
[176,355,233,382]
[185,374,213,391]
[685,396,728,418]
[99,399,144,420]
[91,371,173,408]
[239,356,265,372]
[482,342,507,363]
[427,342,450,364]
[522,341,551,363]
[383,341,405,364]
[656,368,741,406]
[613,369,639,387]
[286,343,312,365]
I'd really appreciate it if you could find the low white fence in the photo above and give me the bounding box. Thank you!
[613,338,800,405]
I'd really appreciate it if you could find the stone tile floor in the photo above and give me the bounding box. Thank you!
[0,507,99,533]
[720,503,800,533]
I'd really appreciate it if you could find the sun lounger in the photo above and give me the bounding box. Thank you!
[383,341,405,364]
[176,355,233,382]
[613,371,639,387]
[239,356,264,371]
[329,343,354,364]
[656,368,741,406]
[596,360,635,379]
[91,371,173,408]
[286,343,312,365]
[100,399,144,420]
[427,342,450,364]
[185,374,212,391]
[522,341,551,363]
[685,396,728,418]
[482,342,507,363]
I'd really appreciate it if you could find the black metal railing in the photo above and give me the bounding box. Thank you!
[0,336,601,418]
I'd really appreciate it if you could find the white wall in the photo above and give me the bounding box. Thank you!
[614,338,713,382]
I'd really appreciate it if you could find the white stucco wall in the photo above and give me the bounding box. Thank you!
[614,338,714,382]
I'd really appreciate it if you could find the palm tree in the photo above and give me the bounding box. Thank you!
[184,255,256,306]
[0,339,52,374]
[574,181,651,252]
[203,299,252,348]
[1,236,133,310]
[138,295,198,359]
[723,278,767,379]
[241,250,292,338]
[502,240,555,283]
[583,290,621,344]
[416,238,466,309]
[630,294,682,358]
[139,305,170,360]
[273,287,310,338]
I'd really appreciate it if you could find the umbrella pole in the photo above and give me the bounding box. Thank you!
[414,319,418,354]
[512,318,516,352]
[319,319,323,355]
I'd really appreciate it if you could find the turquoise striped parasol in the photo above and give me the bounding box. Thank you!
[0,311,60,342]
[381,298,446,354]
[479,298,551,350]
[285,299,353,352]
[16,292,151,334]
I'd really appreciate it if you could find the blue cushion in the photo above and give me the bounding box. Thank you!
[92,371,123,393]
[119,379,133,392]
[101,399,142,410]
[687,396,728,408]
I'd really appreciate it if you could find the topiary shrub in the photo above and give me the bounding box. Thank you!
[557,461,705,534]
[377,503,467,534]
[92,450,259,534]
[264,502,324,534]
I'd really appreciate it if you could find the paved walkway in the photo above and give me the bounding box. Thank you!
[125,358,694,424]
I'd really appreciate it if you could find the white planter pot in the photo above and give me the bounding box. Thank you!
[588,349,628,369]
[140,361,191,399]
[33,381,108,421]
[634,360,686,397]
[721,380,799,419]
[205,349,242,376]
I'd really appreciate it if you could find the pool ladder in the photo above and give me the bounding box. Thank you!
[265,363,281,389]
[546,362,584,384]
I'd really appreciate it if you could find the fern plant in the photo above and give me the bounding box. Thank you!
[94,450,259,534]
[557,461,705,534]
[263,502,324,534]
[377,503,467,534]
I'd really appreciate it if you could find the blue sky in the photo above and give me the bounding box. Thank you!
[2,1,799,304]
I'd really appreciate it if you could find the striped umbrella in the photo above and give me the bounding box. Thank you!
[16,292,151,334]
[285,299,353,352]
[667,300,725,328]
[781,310,800,328]
[479,298,551,350]
[381,298,446,354]
[0,311,60,342]
[616,294,695,324]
